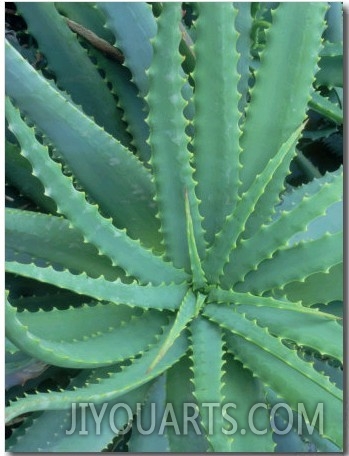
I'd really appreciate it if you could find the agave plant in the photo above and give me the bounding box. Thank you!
[5,2,343,452]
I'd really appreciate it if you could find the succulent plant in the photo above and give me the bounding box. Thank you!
[5,2,343,452]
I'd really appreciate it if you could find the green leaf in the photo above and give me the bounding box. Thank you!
[6,293,171,368]
[235,305,343,362]
[239,2,327,192]
[5,330,188,424]
[235,2,253,118]
[184,191,206,291]
[324,3,343,43]
[221,168,342,287]
[98,2,156,97]
[272,413,314,452]
[128,375,170,452]
[146,2,204,271]
[16,301,137,341]
[266,388,341,453]
[207,288,339,321]
[8,288,89,313]
[190,318,229,452]
[316,42,343,88]
[204,304,343,448]
[179,22,195,75]
[274,168,342,214]
[294,149,323,182]
[274,262,343,306]
[239,3,328,240]
[5,262,188,311]
[6,371,152,452]
[165,355,209,452]
[6,208,125,281]
[147,289,201,373]
[288,200,342,245]
[5,337,19,356]
[5,40,160,249]
[5,140,56,214]
[237,231,342,294]
[299,352,343,391]
[309,91,343,124]
[222,354,275,452]
[5,97,187,285]
[17,3,130,144]
[206,292,342,360]
[84,44,151,164]
[193,3,241,245]
[204,124,303,283]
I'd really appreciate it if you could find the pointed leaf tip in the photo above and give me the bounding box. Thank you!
[184,190,207,291]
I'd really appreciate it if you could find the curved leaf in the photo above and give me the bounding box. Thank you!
[273,262,343,306]
[6,293,172,368]
[237,231,342,294]
[222,168,342,287]
[5,97,187,285]
[6,372,152,452]
[204,125,303,283]
[235,305,342,362]
[5,40,160,248]
[6,208,125,281]
[204,304,343,448]
[5,330,189,423]
[5,261,188,311]
[147,289,200,373]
